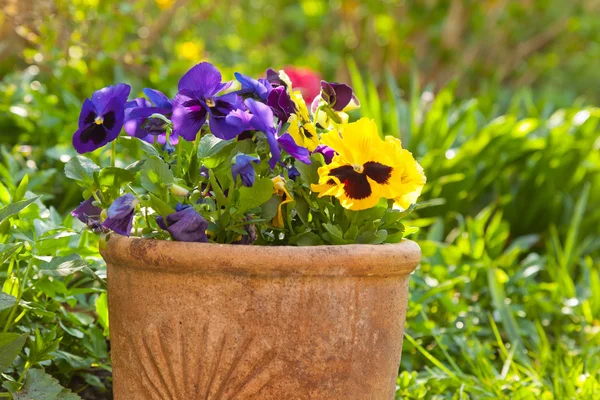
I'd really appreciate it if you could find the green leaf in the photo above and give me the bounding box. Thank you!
[140,156,174,195]
[96,167,136,188]
[236,178,274,215]
[0,242,22,266]
[13,174,28,202]
[0,196,40,225]
[0,181,11,205]
[119,136,160,158]
[40,255,89,277]
[14,369,80,400]
[95,293,109,335]
[356,229,388,244]
[0,292,16,312]
[147,193,176,218]
[64,156,100,186]
[197,134,232,159]
[323,223,348,245]
[0,333,27,372]
[295,155,322,185]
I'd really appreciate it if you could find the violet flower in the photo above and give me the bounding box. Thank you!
[156,206,208,242]
[124,88,177,145]
[266,86,296,123]
[71,197,102,231]
[313,144,335,164]
[102,193,138,236]
[171,62,244,141]
[311,81,359,113]
[234,72,272,101]
[72,84,131,154]
[226,98,310,168]
[232,154,260,187]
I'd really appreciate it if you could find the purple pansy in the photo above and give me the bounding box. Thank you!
[124,88,177,145]
[266,86,296,123]
[71,196,102,231]
[226,98,310,168]
[288,166,300,181]
[72,83,131,154]
[265,68,288,88]
[102,193,137,236]
[232,154,260,187]
[156,206,208,242]
[234,72,272,101]
[311,81,359,113]
[313,144,335,164]
[171,62,245,141]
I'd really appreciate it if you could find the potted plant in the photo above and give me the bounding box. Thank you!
[66,62,426,399]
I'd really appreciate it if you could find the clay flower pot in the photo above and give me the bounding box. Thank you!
[101,235,421,400]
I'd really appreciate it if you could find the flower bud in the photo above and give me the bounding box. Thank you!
[169,183,190,197]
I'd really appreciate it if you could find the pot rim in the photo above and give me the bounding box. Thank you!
[101,235,421,277]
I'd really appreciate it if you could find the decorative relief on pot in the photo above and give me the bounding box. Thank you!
[126,316,286,400]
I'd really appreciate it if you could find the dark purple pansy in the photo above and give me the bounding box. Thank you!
[313,144,335,164]
[232,154,260,187]
[172,62,245,141]
[265,68,288,88]
[124,88,177,145]
[71,196,102,231]
[102,193,137,236]
[234,72,272,101]
[288,166,300,181]
[226,98,310,168]
[72,84,131,154]
[311,81,360,113]
[156,206,208,242]
[266,86,296,123]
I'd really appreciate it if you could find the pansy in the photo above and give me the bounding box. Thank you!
[71,196,102,231]
[272,176,293,228]
[232,153,260,187]
[226,98,311,168]
[102,193,138,236]
[384,137,427,210]
[311,118,424,211]
[286,92,318,151]
[310,81,360,128]
[72,84,131,154]
[172,62,244,141]
[234,72,272,101]
[156,206,208,242]
[266,86,296,123]
[124,88,177,145]
[313,144,335,164]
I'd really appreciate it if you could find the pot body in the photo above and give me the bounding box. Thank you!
[101,236,420,400]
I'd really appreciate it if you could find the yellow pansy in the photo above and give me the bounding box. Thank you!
[272,176,294,227]
[287,114,319,152]
[311,118,425,210]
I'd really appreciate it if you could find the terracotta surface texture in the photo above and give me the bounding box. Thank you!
[101,236,421,400]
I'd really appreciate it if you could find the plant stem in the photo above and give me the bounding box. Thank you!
[177,140,182,175]
[3,258,33,333]
[111,140,117,167]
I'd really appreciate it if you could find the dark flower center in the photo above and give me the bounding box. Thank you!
[80,110,116,144]
[329,161,392,200]
[143,117,168,134]
[300,126,313,139]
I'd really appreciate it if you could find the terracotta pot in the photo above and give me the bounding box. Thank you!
[101,236,421,400]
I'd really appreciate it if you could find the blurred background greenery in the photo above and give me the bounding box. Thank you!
[0,0,599,398]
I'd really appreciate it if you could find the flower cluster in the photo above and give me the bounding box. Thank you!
[67,62,425,245]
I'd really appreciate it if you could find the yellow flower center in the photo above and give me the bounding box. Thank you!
[205,98,215,107]
[94,116,104,125]
[353,164,364,173]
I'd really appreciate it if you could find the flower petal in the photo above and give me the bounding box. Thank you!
[142,88,172,108]
[277,133,311,164]
[172,91,208,141]
[156,207,208,242]
[91,83,131,115]
[177,62,223,98]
